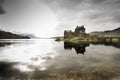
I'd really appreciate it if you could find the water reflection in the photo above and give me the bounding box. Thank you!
[0,42,12,47]
[64,41,120,55]
[64,42,90,54]
[91,42,120,48]
[0,61,28,80]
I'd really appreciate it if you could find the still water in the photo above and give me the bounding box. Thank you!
[0,39,120,80]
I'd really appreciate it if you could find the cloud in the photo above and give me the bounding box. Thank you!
[89,0,106,4]
[0,0,5,14]
[1,0,120,36]
[42,0,120,34]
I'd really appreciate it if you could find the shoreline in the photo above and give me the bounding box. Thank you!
[55,36,120,44]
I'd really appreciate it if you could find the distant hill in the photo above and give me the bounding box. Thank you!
[111,27,120,33]
[51,36,63,39]
[19,33,36,38]
[0,30,30,39]
[90,27,120,37]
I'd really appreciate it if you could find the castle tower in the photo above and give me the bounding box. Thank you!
[74,25,86,37]
[64,30,72,38]
[75,25,85,34]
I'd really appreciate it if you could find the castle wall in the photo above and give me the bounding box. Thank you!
[64,30,72,38]
[64,26,86,38]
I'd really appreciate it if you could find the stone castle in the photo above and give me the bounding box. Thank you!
[64,25,86,38]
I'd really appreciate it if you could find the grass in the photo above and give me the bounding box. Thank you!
[63,36,120,44]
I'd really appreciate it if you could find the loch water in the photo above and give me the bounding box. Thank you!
[0,39,120,80]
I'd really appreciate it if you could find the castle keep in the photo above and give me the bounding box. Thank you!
[64,25,86,38]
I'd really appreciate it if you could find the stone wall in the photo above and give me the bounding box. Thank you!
[64,25,86,38]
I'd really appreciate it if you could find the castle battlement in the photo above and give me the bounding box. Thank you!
[64,25,86,38]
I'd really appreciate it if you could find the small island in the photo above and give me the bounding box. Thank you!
[56,25,120,44]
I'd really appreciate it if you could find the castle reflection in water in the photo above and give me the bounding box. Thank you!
[64,42,120,55]
[64,42,90,55]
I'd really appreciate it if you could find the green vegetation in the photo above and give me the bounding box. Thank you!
[0,30,30,39]
[62,36,120,44]
[64,37,88,43]
[55,34,120,44]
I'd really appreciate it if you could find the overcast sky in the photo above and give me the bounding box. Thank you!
[0,0,120,37]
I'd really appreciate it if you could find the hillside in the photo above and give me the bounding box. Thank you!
[19,33,37,38]
[0,30,30,39]
[90,27,120,37]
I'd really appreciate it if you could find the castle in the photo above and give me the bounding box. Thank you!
[64,25,86,38]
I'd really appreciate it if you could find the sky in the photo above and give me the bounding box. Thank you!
[0,0,120,37]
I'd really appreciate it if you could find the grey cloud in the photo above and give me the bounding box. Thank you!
[83,9,120,23]
[89,0,106,4]
[54,0,83,9]
[0,0,120,35]
[112,14,120,23]
[0,0,5,14]
[43,0,120,32]
[44,0,83,9]
[43,0,120,19]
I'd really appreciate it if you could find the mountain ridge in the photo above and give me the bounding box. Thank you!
[90,27,120,36]
[0,30,30,39]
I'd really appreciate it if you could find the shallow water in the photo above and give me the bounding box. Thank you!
[0,39,120,80]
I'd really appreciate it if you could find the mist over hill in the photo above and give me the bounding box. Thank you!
[19,33,37,39]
